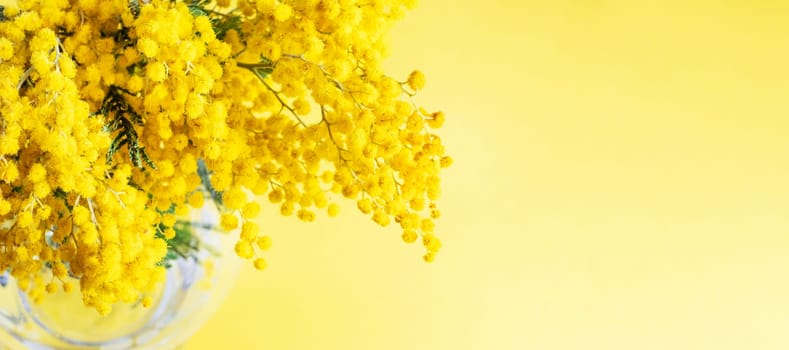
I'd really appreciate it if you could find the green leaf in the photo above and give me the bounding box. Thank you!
[197,159,223,207]
[92,85,156,170]
[107,135,129,164]
[237,57,276,79]
[128,0,141,18]
[188,5,208,17]
[184,0,242,40]
[156,219,205,268]
[254,57,274,78]
[212,15,242,40]
[140,147,157,169]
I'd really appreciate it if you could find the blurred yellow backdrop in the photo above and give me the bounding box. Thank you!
[0,0,787,349]
[0,0,783,348]
[175,0,781,349]
[185,1,789,349]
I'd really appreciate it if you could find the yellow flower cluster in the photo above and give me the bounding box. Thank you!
[0,0,450,314]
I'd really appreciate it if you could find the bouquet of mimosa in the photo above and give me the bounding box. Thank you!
[0,0,450,315]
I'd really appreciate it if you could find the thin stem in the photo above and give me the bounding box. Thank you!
[86,199,99,229]
[17,67,33,91]
[259,78,307,127]
[320,105,348,154]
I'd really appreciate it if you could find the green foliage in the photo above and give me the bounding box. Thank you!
[187,0,209,17]
[197,158,224,206]
[238,56,275,79]
[211,13,243,40]
[185,0,243,40]
[125,59,148,75]
[157,219,201,268]
[52,188,73,212]
[128,0,141,18]
[92,86,156,170]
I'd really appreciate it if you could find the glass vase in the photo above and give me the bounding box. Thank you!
[0,203,241,350]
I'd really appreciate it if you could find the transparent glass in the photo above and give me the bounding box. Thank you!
[0,204,241,350]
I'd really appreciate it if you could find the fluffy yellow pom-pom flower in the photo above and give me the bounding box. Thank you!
[407,70,426,90]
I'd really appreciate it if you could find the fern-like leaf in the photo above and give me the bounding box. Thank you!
[93,85,156,170]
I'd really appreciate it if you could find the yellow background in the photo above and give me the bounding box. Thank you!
[3,0,789,348]
[189,1,789,349]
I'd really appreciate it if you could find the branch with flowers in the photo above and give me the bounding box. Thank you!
[0,0,451,314]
